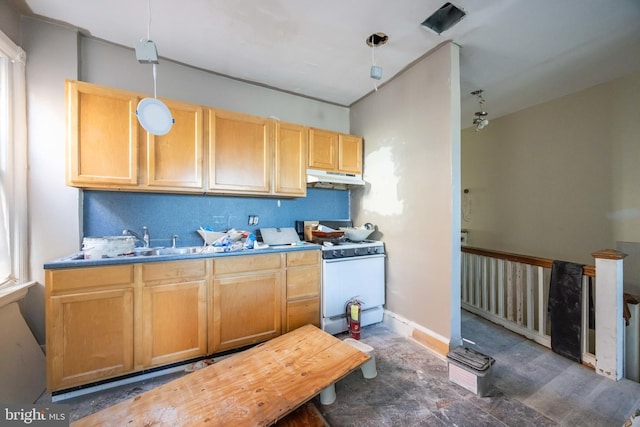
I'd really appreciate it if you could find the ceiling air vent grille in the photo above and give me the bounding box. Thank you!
[421,2,466,35]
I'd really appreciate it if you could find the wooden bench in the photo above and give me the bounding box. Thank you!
[72,324,369,426]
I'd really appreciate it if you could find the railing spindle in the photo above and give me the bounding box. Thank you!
[490,258,496,314]
[498,259,505,318]
[537,266,545,336]
[461,246,601,370]
[526,264,534,331]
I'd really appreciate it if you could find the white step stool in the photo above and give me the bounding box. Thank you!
[320,338,377,405]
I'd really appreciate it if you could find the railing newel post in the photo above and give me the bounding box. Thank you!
[592,249,627,381]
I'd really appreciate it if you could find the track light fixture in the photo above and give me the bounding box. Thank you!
[471,90,489,132]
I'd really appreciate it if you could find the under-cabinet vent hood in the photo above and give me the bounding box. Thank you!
[306,169,365,189]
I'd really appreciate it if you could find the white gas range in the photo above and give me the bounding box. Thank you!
[296,220,386,335]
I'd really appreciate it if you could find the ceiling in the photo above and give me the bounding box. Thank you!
[18,0,640,128]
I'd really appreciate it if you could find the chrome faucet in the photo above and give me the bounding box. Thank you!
[123,226,150,248]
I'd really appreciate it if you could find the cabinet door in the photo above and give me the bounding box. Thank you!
[208,109,272,194]
[274,121,307,197]
[144,100,204,190]
[286,298,320,331]
[66,80,139,187]
[212,271,282,352]
[338,134,363,174]
[142,281,207,367]
[308,128,338,170]
[47,289,134,391]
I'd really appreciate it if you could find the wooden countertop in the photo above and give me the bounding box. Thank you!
[73,325,369,426]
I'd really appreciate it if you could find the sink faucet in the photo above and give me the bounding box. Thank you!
[171,235,178,248]
[123,226,150,248]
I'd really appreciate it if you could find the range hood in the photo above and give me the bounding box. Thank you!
[306,169,365,189]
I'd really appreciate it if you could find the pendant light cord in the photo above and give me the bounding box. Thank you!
[146,0,152,41]
[153,63,158,98]
[147,0,157,98]
[371,44,378,91]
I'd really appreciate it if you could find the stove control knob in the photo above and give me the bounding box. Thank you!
[354,248,360,255]
[332,250,338,258]
[339,249,345,257]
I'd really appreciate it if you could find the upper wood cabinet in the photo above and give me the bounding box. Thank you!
[338,133,363,174]
[308,128,363,175]
[142,99,204,191]
[207,109,272,194]
[66,80,139,187]
[207,111,307,197]
[274,121,307,197]
[65,80,362,196]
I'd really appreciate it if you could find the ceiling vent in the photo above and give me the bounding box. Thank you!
[421,2,466,35]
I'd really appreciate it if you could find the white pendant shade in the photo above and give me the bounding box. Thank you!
[136,97,173,136]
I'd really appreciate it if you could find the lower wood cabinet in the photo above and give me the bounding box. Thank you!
[210,253,282,352]
[45,250,320,392]
[284,251,321,332]
[140,260,209,368]
[45,265,135,391]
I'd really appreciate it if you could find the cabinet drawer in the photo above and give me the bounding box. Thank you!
[286,250,320,267]
[286,298,320,331]
[48,265,134,293]
[142,259,207,284]
[286,267,320,300]
[214,253,282,276]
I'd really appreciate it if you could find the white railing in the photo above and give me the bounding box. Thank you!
[461,246,597,368]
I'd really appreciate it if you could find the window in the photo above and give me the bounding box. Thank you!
[0,30,27,287]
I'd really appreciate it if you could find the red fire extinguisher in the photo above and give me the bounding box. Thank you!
[346,297,363,340]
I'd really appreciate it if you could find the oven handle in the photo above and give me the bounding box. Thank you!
[323,254,386,263]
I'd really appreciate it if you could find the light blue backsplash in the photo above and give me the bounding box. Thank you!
[83,188,350,248]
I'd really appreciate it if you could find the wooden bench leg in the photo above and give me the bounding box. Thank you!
[319,384,336,405]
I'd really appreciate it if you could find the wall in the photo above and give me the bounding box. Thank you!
[83,189,349,248]
[350,42,462,352]
[17,16,353,344]
[21,17,80,344]
[0,1,20,44]
[461,72,640,272]
[80,37,350,133]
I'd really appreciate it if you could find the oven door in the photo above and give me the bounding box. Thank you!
[322,254,385,319]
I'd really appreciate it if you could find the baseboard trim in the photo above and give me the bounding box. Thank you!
[383,309,449,360]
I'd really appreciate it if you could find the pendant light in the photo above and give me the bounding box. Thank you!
[134,0,173,136]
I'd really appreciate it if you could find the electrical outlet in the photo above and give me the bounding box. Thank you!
[248,215,259,225]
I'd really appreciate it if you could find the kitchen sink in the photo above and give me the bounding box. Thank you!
[153,246,203,256]
[130,246,204,256]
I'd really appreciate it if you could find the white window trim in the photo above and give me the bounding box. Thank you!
[0,29,28,288]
